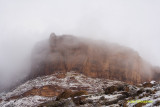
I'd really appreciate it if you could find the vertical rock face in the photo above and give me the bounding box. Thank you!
[152,67,160,81]
[29,33,159,84]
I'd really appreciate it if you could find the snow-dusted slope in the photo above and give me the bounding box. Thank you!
[0,71,123,107]
[0,96,55,107]
[0,71,123,100]
[0,71,160,107]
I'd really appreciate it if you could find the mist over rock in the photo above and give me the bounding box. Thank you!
[28,33,160,84]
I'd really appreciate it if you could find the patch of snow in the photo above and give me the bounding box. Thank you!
[0,95,55,107]
[150,80,156,84]
[106,104,119,107]
[87,94,121,100]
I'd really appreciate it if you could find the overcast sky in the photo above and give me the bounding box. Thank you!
[0,0,160,82]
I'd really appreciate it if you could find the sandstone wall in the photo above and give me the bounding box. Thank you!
[29,34,159,84]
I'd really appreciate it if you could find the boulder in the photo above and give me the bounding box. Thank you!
[39,99,75,107]
[143,82,153,88]
[56,90,73,101]
[104,86,118,94]
[154,100,160,106]
[56,90,88,101]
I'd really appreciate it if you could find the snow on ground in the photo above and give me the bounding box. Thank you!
[150,80,156,84]
[0,96,55,107]
[0,71,123,100]
[127,86,160,107]
[0,71,160,107]
[106,104,120,107]
[87,94,122,101]
[143,90,160,107]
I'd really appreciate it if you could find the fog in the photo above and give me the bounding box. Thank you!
[0,0,160,91]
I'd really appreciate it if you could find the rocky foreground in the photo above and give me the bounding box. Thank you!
[0,71,160,107]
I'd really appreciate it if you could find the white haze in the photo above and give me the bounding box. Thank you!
[0,0,160,91]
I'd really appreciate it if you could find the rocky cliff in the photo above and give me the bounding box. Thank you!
[29,33,159,84]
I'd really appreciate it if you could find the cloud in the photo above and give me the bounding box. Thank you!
[0,0,160,91]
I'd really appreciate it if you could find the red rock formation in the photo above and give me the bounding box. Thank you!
[5,85,63,101]
[151,67,160,81]
[29,33,159,84]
